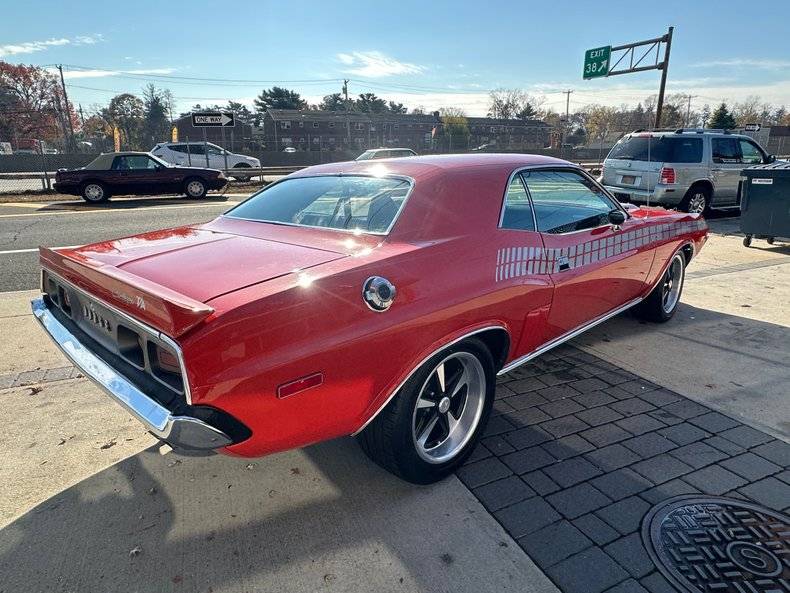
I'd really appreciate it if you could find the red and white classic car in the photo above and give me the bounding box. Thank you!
[32,154,707,483]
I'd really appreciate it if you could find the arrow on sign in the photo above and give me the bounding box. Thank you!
[191,112,235,127]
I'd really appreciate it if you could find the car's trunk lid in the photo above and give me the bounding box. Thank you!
[41,227,347,335]
[602,158,663,192]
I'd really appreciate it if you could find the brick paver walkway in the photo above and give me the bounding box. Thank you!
[457,345,790,593]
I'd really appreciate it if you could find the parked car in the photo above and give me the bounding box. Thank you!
[602,129,776,213]
[151,142,260,179]
[53,152,227,203]
[356,147,417,160]
[33,154,707,483]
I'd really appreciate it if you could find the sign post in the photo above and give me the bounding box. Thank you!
[583,27,674,128]
[583,46,611,79]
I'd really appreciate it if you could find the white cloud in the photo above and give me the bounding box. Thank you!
[692,58,790,70]
[336,51,425,77]
[51,67,175,79]
[0,34,104,58]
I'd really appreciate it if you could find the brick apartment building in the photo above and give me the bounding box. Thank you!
[258,109,550,153]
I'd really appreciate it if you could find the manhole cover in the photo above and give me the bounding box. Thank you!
[642,496,790,593]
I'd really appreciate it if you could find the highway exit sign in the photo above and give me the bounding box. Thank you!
[583,46,611,79]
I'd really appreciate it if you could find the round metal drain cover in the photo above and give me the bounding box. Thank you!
[642,496,790,592]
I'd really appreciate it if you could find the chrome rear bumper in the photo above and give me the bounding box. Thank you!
[31,297,231,451]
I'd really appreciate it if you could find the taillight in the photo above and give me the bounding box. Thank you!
[659,167,676,184]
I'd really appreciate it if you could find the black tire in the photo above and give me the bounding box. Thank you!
[357,338,495,484]
[678,185,711,214]
[80,181,109,203]
[183,177,207,198]
[634,252,686,323]
[231,164,252,181]
[743,236,753,247]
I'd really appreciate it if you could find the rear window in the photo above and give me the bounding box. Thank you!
[608,136,703,163]
[226,175,412,234]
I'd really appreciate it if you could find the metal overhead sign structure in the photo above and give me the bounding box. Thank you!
[583,27,674,128]
[191,112,235,127]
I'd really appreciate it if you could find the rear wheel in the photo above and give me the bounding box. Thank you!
[634,252,686,322]
[357,338,494,484]
[231,164,252,181]
[184,178,207,198]
[81,181,109,203]
[679,185,710,214]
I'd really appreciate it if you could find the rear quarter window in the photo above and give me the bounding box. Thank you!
[608,136,702,163]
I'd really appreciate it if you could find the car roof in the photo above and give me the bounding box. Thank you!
[296,153,573,181]
[84,152,154,170]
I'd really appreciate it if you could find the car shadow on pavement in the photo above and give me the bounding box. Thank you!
[0,437,525,593]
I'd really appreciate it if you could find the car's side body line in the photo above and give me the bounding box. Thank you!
[498,297,642,375]
[350,324,509,436]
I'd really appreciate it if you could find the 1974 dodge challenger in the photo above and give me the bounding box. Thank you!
[32,154,707,483]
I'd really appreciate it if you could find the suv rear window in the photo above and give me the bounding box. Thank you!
[226,175,412,234]
[608,136,703,163]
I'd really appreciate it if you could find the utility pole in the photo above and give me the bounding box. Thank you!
[57,65,75,151]
[562,90,574,152]
[342,79,351,145]
[654,26,674,129]
[78,104,86,127]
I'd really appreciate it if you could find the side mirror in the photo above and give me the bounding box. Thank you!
[766,154,776,164]
[608,209,626,227]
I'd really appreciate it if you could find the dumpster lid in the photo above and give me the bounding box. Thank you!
[743,160,790,177]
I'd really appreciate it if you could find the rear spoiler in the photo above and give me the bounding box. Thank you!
[40,246,214,338]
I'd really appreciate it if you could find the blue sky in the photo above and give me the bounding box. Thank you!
[2,0,789,116]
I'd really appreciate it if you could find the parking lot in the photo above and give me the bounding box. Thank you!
[0,199,787,593]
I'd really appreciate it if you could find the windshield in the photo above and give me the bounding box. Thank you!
[608,135,703,163]
[225,175,412,234]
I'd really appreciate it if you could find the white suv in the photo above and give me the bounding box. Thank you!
[151,142,260,179]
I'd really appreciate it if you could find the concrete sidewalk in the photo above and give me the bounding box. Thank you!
[575,219,790,440]
[0,297,557,593]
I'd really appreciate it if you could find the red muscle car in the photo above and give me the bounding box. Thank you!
[54,152,227,203]
[32,154,707,483]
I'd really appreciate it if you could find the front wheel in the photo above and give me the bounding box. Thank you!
[357,339,494,484]
[634,252,686,322]
[184,178,207,198]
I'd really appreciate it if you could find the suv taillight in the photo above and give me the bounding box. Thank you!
[659,167,676,184]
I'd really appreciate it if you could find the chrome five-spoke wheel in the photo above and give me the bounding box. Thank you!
[661,254,685,314]
[357,338,494,484]
[412,352,486,464]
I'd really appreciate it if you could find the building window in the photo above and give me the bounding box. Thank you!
[490,126,496,132]
[299,137,305,143]
[355,137,364,145]
[281,137,292,145]
[313,137,320,144]
[329,122,335,128]
[328,137,335,144]
[313,122,319,128]
[393,124,399,130]
[298,121,304,128]
[281,121,291,129]
[370,125,376,131]
[355,122,364,130]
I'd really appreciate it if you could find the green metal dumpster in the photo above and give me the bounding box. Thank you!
[740,161,790,247]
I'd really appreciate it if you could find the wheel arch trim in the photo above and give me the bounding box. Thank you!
[351,324,509,436]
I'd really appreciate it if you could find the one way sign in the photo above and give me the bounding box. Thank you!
[191,112,235,127]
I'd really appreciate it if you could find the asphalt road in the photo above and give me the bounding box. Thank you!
[0,195,245,292]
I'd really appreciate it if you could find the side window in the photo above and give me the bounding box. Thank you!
[187,144,205,155]
[112,155,157,170]
[500,174,536,231]
[739,140,763,165]
[524,170,615,234]
[711,138,740,163]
